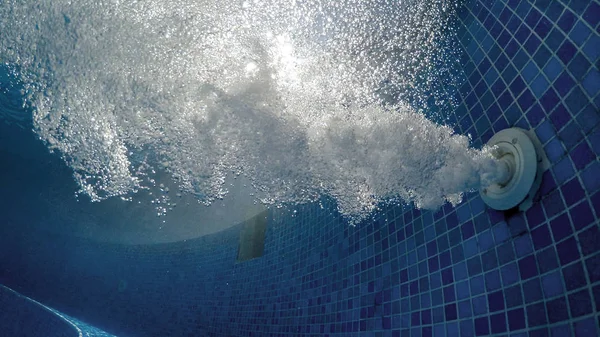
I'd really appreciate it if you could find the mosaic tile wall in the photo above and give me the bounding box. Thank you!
[0,0,598,336]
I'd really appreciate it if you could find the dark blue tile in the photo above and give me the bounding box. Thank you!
[554,71,576,97]
[565,85,589,115]
[554,156,576,184]
[583,33,600,62]
[488,290,505,312]
[492,221,510,244]
[531,224,553,249]
[583,2,600,27]
[568,289,593,318]
[491,78,506,97]
[542,271,564,299]
[540,170,558,198]
[557,9,577,33]
[467,256,483,276]
[581,161,600,193]
[582,69,600,97]
[526,202,545,230]
[569,0,590,15]
[514,233,534,257]
[504,284,523,309]
[500,261,520,285]
[484,270,502,291]
[523,277,544,304]
[589,128,600,156]
[527,302,548,326]
[525,7,542,28]
[594,285,600,315]
[558,122,584,151]
[546,297,569,323]
[574,317,598,337]
[524,33,541,55]
[534,16,552,39]
[546,28,566,51]
[586,254,600,283]
[505,39,520,58]
[490,312,507,333]
[540,88,560,113]
[535,120,556,144]
[563,261,587,291]
[461,220,475,240]
[445,303,457,321]
[507,308,526,331]
[537,247,560,274]
[533,43,552,67]
[514,24,531,44]
[518,255,539,280]
[551,324,572,337]
[499,7,512,23]
[516,0,533,18]
[559,176,584,204]
[570,141,595,170]
[506,15,522,32]
[557,40,578,65]
[495,52,510,72]
[545,1,564,21]
[517,89,535,111]
[497,241,516,265]
[542,189,565,218]
[504,102,522,124]
[478,229,495,251]
[460,320,475,337]
[569,200,595,231]
[470,274,485,297]
[549,213,573,242]
[578,225,600,257]
[557,237,580,265]
[474,317,489,336]
[502,64,518,84]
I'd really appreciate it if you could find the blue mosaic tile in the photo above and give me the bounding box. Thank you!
[549,213,574,242]
[578,225,600,256]
[583,2,600,27]
[581,161,600,193]
[582,68,600,96]
[569,200,595,231]
[541,270,565,298]
[569,289,594,318]
[546,28,566,51]
[575,317,599,337]
[557,237,581,265]
[537,246,560,274]
[507,308,526,331]
[583,34,600,61]
[547,296,569,323]
[557,9,577,33]
[586,254,600,284]
[570,140,595,169]
[553,156,576,183]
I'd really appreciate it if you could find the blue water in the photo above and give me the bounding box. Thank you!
[1,0,599,336]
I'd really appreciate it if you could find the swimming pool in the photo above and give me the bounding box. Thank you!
[0,0,599,336]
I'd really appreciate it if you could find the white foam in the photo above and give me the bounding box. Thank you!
[0,0,501,222]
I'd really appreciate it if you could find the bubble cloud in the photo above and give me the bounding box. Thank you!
[0,0,503,222]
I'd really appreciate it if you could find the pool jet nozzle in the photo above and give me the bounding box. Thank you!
[480,127,549,211]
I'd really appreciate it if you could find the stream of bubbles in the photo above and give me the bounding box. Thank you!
[0,0,504,221]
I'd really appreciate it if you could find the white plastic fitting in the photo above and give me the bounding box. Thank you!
[480,127,549,211]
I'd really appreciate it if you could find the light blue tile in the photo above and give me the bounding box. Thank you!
[541,270,565,298]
